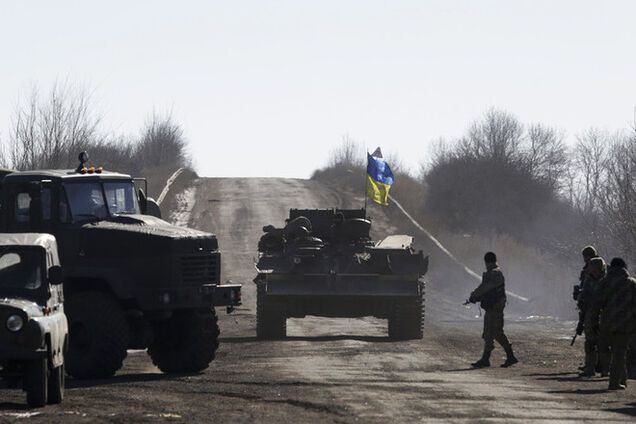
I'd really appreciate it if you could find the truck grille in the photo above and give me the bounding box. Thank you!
[180,252,220,285]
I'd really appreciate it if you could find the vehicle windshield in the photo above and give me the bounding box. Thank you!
[0,248,43,293]
[63,180,140,223]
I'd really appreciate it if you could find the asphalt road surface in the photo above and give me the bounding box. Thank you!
[1,177,635,423]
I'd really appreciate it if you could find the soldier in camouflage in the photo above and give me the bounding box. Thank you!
[598,257,636,390]
[468,252,518,368]
[577,257,609,377]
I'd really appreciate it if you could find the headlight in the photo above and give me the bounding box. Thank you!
[6,314,24,332]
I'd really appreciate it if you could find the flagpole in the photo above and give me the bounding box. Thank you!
[364,150,368,216]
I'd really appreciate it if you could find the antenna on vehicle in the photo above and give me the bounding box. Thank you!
[76,151,89,173]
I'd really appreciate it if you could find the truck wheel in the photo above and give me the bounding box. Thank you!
[256,283,286,339]
[148,308,220,374]
[47,364,64,404]
[66,291,129,379]
[388,280,425,340]
[26,358,48,408]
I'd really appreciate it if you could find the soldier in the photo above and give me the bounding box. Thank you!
[468,252,518,368]
[574,246,598,302]
[598,257,636,390]
[577,257,609,377]
[573,245,599,372]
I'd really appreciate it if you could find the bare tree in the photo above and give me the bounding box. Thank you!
[524,123,568,189]
[598,132,636,261]
[571,128,608,216]
[462,108,524,162]
[10,82,100,170]
[327,135,364,169]
[136,113,189,169]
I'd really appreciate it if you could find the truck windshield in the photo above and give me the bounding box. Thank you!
[64,180,140,223]
[0,248,43,292]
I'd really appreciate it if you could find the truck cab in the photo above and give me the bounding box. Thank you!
[0,234,67,407]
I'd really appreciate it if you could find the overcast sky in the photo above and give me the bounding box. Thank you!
[1,1,635,177]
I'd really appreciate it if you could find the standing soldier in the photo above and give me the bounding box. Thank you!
[573,246,599,372]
[598,257,636,390]
[468,252,518,368]
[577,257,609,377]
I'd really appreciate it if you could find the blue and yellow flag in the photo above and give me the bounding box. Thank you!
[366,151,394,206]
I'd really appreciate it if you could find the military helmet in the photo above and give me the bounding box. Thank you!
[484,251,497,263]
[581,245,597,259]
[610,257,627,269]
[589,257,605,270]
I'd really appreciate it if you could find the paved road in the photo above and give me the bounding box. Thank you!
[1,177,634,423]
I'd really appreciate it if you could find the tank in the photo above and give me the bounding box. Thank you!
[254,208,429,339]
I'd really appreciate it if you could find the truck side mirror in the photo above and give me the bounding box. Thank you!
[48,265,64,285]
[145,198,162,219]
[138,188,148,214]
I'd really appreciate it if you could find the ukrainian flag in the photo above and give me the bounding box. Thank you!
[366,152,394,206]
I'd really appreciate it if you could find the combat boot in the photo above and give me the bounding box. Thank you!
[501,346,518,368]
[471,358,490,368]
[471,350,491,368]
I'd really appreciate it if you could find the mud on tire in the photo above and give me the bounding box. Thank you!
[388,280,425,340]
[256,283,286,339]
[148,308,220,374]
[66,291,129,379]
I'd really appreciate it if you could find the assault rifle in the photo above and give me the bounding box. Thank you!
[571,311,585,346]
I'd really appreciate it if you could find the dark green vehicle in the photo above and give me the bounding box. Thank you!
[255,208,428,340]
[0,234,67,407]
[0,153,241,379]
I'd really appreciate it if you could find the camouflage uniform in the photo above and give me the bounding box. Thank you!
[469,262,516,367]
[577,257,609,376]
[599,264,636,389]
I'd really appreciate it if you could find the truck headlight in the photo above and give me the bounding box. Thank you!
[6,315,24,332]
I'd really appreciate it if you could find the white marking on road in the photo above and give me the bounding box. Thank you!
[389,194,529,302]
[157,167,185,205]
[170,186,197,227]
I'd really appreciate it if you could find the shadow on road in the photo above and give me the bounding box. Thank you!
[549,388,608,395]
[530,372,603,383]
[0,402,31,411]
[67,372,197,389]
[523,372,575,377]
[444,367,480,372]
[605,403,636,417]
[220,335,392,343]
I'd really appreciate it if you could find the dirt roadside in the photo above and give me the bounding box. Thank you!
[0,177,634,423]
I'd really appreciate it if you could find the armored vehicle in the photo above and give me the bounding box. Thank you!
[0,234,67,407]
[0,153,241,379]
[255,208,428,339]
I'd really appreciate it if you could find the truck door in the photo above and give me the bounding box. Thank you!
[7,183,53,233]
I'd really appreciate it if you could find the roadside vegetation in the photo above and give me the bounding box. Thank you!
[0,81,194,199]
[312,109,636,317]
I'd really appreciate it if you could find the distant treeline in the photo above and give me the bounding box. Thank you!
[0,82,191,191]
[313,108,636,265]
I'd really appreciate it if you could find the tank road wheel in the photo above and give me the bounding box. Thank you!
[66,291,130,379]
[47,364,64,404]
[388,280,425,340]
[26,358,48,408]
[148,308,220,374]
[256,283,286,339]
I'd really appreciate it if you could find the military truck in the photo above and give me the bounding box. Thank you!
[255,208,428,339]
[0,234,67,407]
[0,153,241,379]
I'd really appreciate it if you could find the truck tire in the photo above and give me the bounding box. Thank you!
[66,291,129,379]
[148,308,220,373]
[47,364,64,404]
[26,358,48,408]
[388,280,425,340]
[256,283,286,339]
